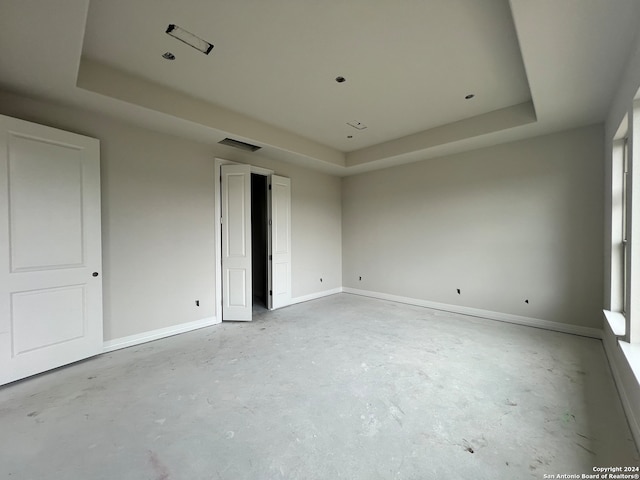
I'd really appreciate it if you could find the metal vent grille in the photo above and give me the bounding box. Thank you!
[218,138,262,152]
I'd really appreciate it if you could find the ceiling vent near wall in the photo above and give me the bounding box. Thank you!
[219,137,262,152]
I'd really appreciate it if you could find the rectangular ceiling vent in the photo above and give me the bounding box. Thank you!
[166,24,214,55]
[347,120,367,130]
[219,138,262,152]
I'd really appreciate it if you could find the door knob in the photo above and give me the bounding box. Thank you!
[92,272,99,277]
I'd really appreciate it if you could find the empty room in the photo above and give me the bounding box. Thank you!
[1,0,640,478]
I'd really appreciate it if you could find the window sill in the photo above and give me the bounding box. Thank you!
[619,341,640,385]
[603,309,626,337]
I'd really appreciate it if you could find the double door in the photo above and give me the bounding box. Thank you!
[220,164,291,321]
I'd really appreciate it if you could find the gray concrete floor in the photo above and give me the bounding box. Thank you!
[1,293,638,479]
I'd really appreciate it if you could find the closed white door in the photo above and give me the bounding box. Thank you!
[221,164,252,321]
[0,114,102,386]
[270,175,291,309]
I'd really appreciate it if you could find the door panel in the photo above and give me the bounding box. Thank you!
[0,114,102,386]
[227,269,247,307]
[12,285,85,354]
[9,137,84,271]
[270,175,291,309]
[221,164,252,321]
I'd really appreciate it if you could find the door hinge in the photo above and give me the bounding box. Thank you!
[269,219,272,226]
[269,255,272,260]
[220,217,223,225]
[269,184,272,190]
[269,290,272,296]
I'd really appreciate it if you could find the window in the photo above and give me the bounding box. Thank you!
[622,136,629,315]
[610,118,628,320]
[630,101,640,343]
[611,100,640,343]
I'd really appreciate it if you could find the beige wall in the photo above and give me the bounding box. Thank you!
[0,90,342,341]
[342,125,604,329]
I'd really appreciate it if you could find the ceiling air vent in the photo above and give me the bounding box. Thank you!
[219,138,262,152]
[166,24,214,55]
[347,121,367,130]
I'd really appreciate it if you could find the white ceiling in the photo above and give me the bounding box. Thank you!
[1,0,640,175]
[82,0,531,152]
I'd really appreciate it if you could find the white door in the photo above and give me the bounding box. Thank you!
[270,175,291,309]
[0,115,102,386]
[221,164,252,321]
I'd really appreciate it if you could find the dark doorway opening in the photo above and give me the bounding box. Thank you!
[251,173,268,310]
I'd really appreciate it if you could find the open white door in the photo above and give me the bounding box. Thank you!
[270,175,291,309]
[0,114,102,386]
[221,164,252,321]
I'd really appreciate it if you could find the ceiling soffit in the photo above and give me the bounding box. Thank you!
[78,0,534,170]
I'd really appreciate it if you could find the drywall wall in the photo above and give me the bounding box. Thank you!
[342,125,604,328]
[0,90,342,341]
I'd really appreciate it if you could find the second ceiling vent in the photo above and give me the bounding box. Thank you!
[218,137,262,152]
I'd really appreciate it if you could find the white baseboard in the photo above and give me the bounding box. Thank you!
[343,287,603,339]
[602,330,640,451]
[289,287,343,306]
[103,316,219,353]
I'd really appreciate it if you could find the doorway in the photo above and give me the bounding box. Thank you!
[215,159,291,322]
[251,173,269,314]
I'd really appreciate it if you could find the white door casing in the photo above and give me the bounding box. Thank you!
[221,164,252,321]
[0,114,102,386]
[270,175,291,309]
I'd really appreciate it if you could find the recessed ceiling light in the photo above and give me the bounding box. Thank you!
[465,94,475,99]
[162,52,176,60]
[335,76,346,83]
[166,24,213,55]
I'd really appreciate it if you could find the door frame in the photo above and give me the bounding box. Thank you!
[214,158,273,321]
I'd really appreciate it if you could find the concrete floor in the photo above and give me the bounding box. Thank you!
[1,293,638,479]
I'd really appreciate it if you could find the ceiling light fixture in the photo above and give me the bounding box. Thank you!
[166,24,214,55]
[347,135,353,139]
[335,76,346,83]
[465,94,475,99]
[162,52,176,60]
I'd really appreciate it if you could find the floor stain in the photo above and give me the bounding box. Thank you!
[148,450,170,480]
[462,438,480,454]
[575,443,596,456]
